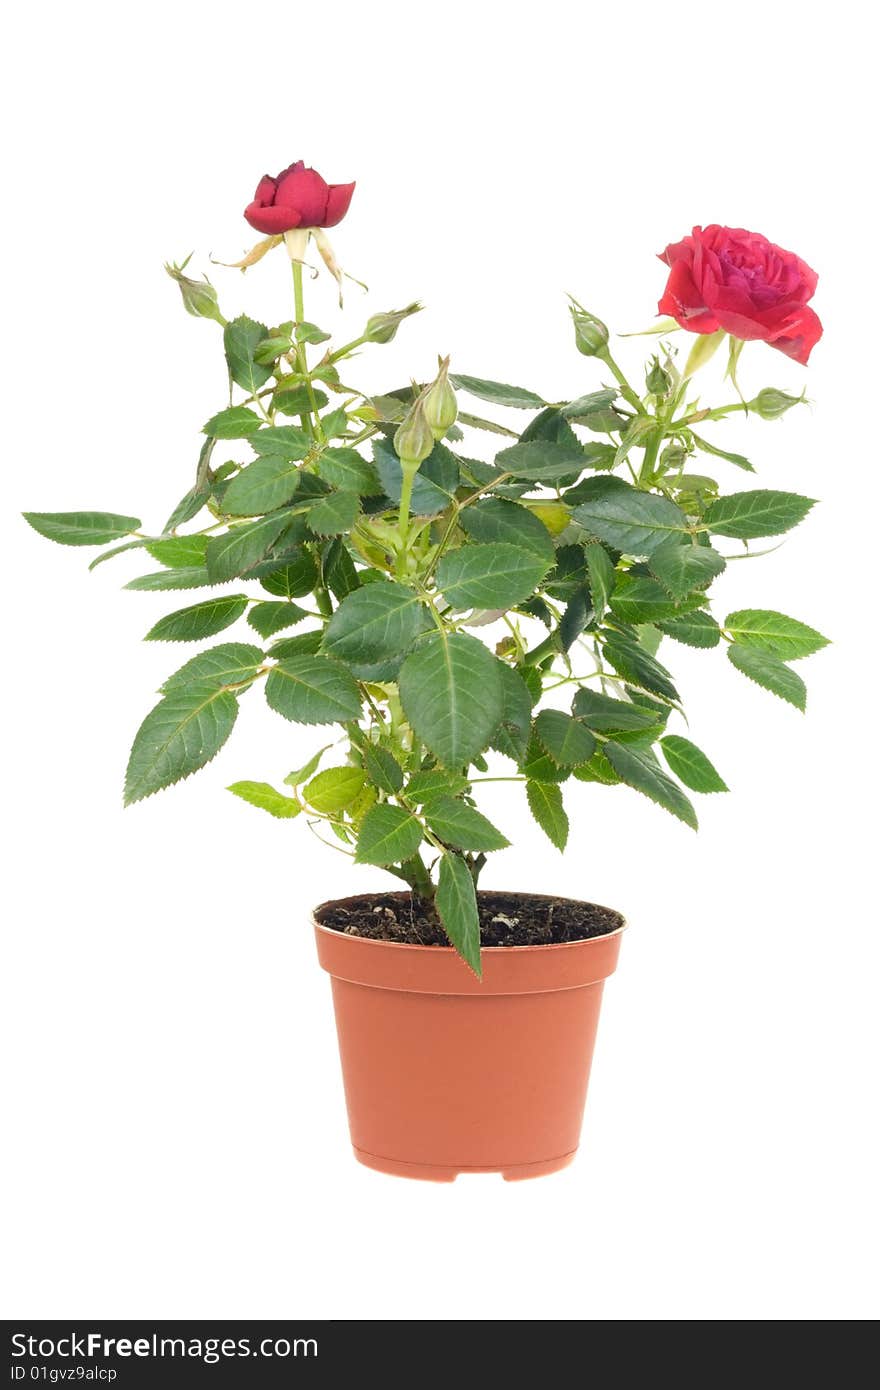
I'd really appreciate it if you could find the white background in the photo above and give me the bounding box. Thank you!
[2,0,877,1322]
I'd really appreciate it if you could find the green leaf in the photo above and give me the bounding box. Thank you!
[437,542,551,610]
[560,388,619,420]
[656,610,721,648]
[265,655,362,724]
[125,567,217,591]
[559,589,591,654]
[320,406,347,433]
[161,642,264,694]
[572,750,621,785]
[323,579,429,665]
[520,737,570,783]
[373,438,460,515]
[647,536,727,599]
[304,766,367,813]
[88,538,154,571]
[354,803,423,866]
[163,481,211,533]
[572,688,661,732]
[296,320,331,344]
[250,425,312,458]
[521,665,543,704]
[247,601,308,638]
[307,490,359,536]
[405,769,468,804]
[361,745,404,794]
[259,550,319,598]
[223,456,303,515]
[270,629,324,658]
[534,709,597,766]
[145,594,249,642]
[254,333,294,366]
[316,447,382,496]
[603,633,679,702]
[340,783,376,825]
[426,796,509,851]
[672,474,720,496]
[604,741,698,829]
[272,382,329,417]
[624,685,671,718]
[572,407,627,433]
[724,609,829,660]
[449,374,545,410]
[526,781,569,850]
[727,643,806,710]
[634,623,663,656]
[223,315,272,394]
[284,747,330,786]
[436,852,482,975]
[146,535,209,568]
[609,574,704,624]
[572,478,689,555]
[585,543,615,618]
[519,406,581,449]
[490,664,534,763]
[202,405,263,439]
[205,514,291,582]
[324,538,361,601]
[579,443,618,471]
[23,510,141,546]
[399,632,503,767]
[459,497,555,564]
[689,431,753,472]
[659,736,728,793]
[703,490,815,540]
[495,439,587,483]
[227,781,301,818]
[458,410,518,438]
[124,683,238,804]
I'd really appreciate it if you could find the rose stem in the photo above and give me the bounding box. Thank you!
[290,256,324,442]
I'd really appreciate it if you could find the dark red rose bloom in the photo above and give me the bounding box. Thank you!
[244,161,355,235]
[657,225,822,364]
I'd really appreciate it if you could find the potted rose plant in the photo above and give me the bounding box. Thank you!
[24,164,827,1180]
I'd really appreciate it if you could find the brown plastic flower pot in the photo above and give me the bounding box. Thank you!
[314,892,625,1182]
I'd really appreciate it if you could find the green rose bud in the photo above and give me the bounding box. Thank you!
[646,356,672,397]
[364,301,423,345]
[394,392,435,466]
[748,388,805,420]
[569,300,609,357]
[422,356,458,441]
[659,443,689,471]
[165,260,226,326]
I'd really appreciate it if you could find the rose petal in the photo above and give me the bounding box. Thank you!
[711,306,769,341]
[274,165,330,225]
[253,174,277,206]
[765,305,823,364]
[324,181,355,227]
[657,234,695,268]
[658,259,720,333]
[244,201,304,235]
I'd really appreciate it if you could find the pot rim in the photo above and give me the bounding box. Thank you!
[313,891,626,995]
[313,918,627,955]
[312,889,627,955]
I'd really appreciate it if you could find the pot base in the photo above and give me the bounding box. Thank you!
[353,1145,577,1183]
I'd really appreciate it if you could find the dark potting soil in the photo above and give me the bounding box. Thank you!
[316,891,624,948]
